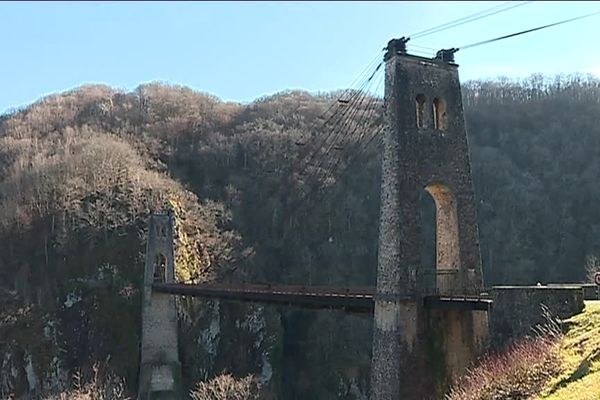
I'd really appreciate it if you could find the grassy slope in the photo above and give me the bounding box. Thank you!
[537,301,600,400]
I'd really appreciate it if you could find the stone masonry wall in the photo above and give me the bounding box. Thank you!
[489,285,584,349]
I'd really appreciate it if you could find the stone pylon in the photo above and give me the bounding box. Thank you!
[138,212,182,399]
[370,39,488,400]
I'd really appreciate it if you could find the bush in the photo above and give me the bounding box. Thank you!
[189,374,261,400]
[44,363,129,400]
[447,314,564,400]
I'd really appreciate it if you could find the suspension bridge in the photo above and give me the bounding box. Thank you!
[137,3,600,399]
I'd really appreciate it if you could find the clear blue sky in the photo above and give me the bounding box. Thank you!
[1,1,599,114]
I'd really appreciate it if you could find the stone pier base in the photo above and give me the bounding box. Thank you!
[371,299,488,400]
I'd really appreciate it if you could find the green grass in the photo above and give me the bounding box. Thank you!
[446,301,600,400]
[536,301,600,400]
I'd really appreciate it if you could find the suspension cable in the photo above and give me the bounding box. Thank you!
[293,55,383,173]
[296,61,383,179]
[457,9,600,51]
[409,1,532,40]
[296,77,379,199]
[313,74,384,195]
[293,71,384,214]
[291,50,383,170]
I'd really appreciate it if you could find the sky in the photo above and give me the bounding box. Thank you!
[1,1,599,114]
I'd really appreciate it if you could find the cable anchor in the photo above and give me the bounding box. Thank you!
[435,48,459,63]
[384,37,410,61]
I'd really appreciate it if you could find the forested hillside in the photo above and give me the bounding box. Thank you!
[1,74,599,398]
[464,75,600,284]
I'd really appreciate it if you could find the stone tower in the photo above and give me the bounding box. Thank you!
[138,212,182,399]
[370,38,488,399]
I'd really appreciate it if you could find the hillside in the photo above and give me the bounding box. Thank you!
[1,76,600,398]
[538,301,600,400]
[447,301,600,400]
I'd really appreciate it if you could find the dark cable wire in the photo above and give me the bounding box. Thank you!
[294,71,384,214]
[312,69,380,169]
[247,51,385,244]
[410,1,532,39]
[298,65,382,192]
[308,86,380,192]
[303,125,384,218]
[290,50,384,173]
[314,73,385,194]
[297,71,385,217]
[278,56,385,229]
[244,51,386,284]
[297,62,383,181]
[458,9,600,51]
[410,44,437,51]
[313,109,383,204]
[294,58,383,174]
[294,87,373,188]
[406,47,435,57]
[409,1,513,37]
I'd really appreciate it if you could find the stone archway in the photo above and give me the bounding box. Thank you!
[424,182,460,293]
[153,253,167,283]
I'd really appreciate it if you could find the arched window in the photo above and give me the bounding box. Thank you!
[153,253,167,283]
[433,98,447,131]
[415,94,426,128]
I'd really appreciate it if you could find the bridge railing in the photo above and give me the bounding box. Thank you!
[412,267,486,298]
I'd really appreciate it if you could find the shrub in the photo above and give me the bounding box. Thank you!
[44,363,129,400]
[189,374,261,400]
[447,314,563,400]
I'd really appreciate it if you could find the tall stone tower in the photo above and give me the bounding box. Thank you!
[370,38,488,399]
[138,212,182,399]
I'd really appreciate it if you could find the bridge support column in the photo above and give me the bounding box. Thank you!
[138,212,182,399]
[426,309,489,394]
[370,39,488,400]
[371,300,423,399]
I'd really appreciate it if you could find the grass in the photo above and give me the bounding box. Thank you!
[447,301,600,400]
[536,301,600,400]
[445,335,562,400]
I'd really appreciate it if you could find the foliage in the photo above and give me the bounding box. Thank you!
[446,318,563,400]
[448,301,600,400]
[464,74,600,284]
[537,301,600,400]
[189,374,261,400]
[447,336,562,400]
[0,85,244,397]
[584,255,600,284]
[2,74,600,398]
[43,363,129,400]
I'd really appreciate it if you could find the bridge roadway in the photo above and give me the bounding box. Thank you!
[152,283,492,313]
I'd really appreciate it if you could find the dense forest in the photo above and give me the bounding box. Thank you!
[1,74,600,399]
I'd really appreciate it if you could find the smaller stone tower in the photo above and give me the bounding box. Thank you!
[138,212,182,399]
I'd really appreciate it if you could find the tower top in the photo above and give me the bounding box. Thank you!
[384,37,409,61]
[434,48,459,63]
[384,37,459,65]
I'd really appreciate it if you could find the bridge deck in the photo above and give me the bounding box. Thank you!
[152,283,492,313]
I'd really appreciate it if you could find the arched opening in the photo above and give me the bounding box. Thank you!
[155,223,167,238]
[415,94,426,128]
[432,98,447,131]
[424,183,460,293]
[153,253,167,283]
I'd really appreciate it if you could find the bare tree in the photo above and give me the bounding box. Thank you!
[43,363,129,400]
[585,254,600,283]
